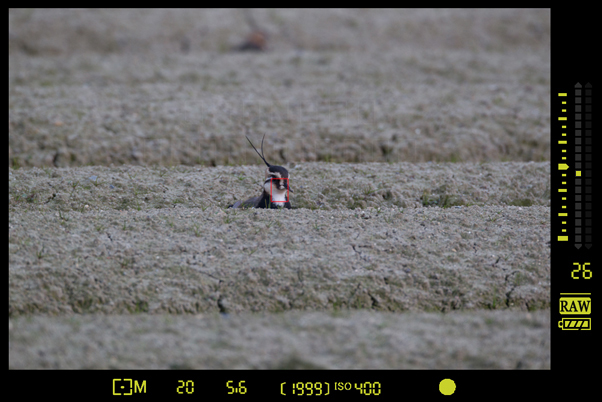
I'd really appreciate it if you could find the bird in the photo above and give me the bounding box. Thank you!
[234,30,267,52]
[229,135,292,209]
[233,10,268,52]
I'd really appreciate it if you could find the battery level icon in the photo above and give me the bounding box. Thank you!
[558,318,591,330]
[558,293,592,331]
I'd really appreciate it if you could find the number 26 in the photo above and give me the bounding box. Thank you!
[572,263,592,279]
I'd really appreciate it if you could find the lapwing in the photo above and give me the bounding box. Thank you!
[234,30,267,52]
[233,9,268,52]
[229,135,292,209]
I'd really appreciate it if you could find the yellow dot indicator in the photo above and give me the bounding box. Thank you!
[439,379,456,396]
[576,171,581,177]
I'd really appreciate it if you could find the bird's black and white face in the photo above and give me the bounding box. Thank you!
[264,165,292,202]
[242,134,293,208]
